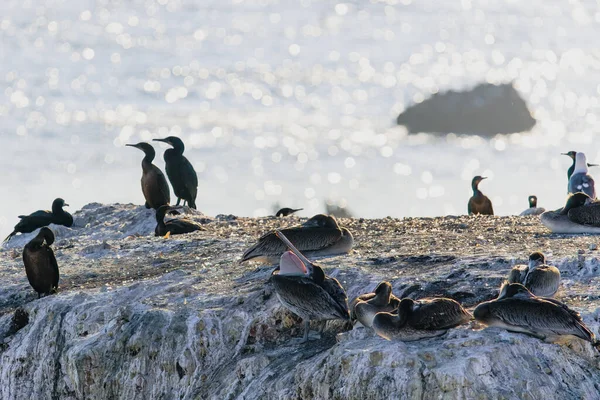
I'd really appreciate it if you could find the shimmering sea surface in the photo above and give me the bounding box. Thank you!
[1,0,599,239]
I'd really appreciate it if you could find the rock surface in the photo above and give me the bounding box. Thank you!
[396,82,536,136]
[1,204,600,399]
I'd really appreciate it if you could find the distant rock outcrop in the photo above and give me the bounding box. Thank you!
[397,83,536,136]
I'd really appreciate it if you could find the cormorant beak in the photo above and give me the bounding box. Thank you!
[125,144,139,149]
[64,203,69,207]
[480,176,488,180]
[560,153,568,156]
[589,163,599,167]
[275,230,313,267]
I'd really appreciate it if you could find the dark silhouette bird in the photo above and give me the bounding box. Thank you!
[276,208,303,217]
[352,281,400,328]
[519,195,545,216]
[22,227,59,298]
[126,142,170,210]
[562,151,599,181]
[568,152,596,199]
[154,205,202,237]
[474,283,597,346]
[270,230,350,343]
[4,198,73,242]
[468,176,494,215]
[372,297,472,341]
[153,136,198,209]
[507,252,560,298]
[241,214,354,264]
[540,192,600,233]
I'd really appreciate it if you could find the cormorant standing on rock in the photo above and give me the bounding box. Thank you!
[4,198,73,242]
[562,151,598,180]
[155,205,203,236]
[468,176,494,215]
[126,142,170,210]
[22,227,59,298]
[153,136,198,209]
[276,208,303,217]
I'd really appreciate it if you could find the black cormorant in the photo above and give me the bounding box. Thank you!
[153,136,198,209]
[276,207,303,217]
[4,198,73,242]
[126,142,170,210]
[22,227,59,298]
[562,151,598,180]
[467,176,494,215]
[154,205,202,236]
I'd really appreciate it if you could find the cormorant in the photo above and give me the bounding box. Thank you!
[519,195,545,216]
[241,214,354,264]
[276,208,303,217]
[155,205,203,236]
[22,227,59,298]
[540,192,600,233]
[270,230,350,342]
[507,252,560,298]
[568,152,596,199]
[153,136,198,209]
[372,297,472,341]
[352,281,400,328]
[126,142,170,210]
[4,198,73,242]
[562,151,598,180]
[474,283,597,346]
[468,176,494,215]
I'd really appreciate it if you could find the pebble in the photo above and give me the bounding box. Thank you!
[589,243,597,251]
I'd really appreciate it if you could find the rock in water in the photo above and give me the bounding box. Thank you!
[396,82,536,136]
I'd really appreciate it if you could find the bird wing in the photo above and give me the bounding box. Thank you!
[241,227,342,262]
[46,246,60,289]
[165,219,201,234]
[181,157,198,200]
[569,173,596,198]
[409,298,471,330]
[14,212,54,231]
[319,275,350,320]
[158,169,171,205]
[567,203,600,226]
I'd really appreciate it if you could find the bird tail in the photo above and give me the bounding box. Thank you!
[3,231,15,243]
[188,200,197,209]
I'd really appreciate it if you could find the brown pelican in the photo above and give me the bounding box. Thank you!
[540,192,600,233]
[352,281,400,328]
[154,205,203,237]
[519,195,545,216]
[372,297,472,341]
[276,207,303,217]
[270,230,350,343]
[241,214,353,263]
[126,142,170,210]
[4,198,73,243]
[567,152,596,199]
[508,252,560,297]
[474,283,597,346]
[468,176,494,215]
[22,227,59,298]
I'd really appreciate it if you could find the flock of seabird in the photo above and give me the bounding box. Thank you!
[3,141,600,352]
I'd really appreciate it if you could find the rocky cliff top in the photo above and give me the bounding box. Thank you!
[1,204,599,399]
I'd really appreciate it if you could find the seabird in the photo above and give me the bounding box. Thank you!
[241,214,354,264]
[4,198,73,242]
[568,152,596,199]
[270,230,350,342]
[372,297,472,341]
[126,142,171,210]
[468,176,494,215]
[562,151,598,181]
[540,192,600,233]
[154,205,203,237]
[153,136,198,209]
[22,227,59,298]
[474,283,597,346]
[519,195,545,216]
[352,281,400,328]
[507,252,560,297]
[276,208,303,217]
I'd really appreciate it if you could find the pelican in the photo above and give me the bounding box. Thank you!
[352,281,400,328]
[540,192,600,233]
[508,252,560,298]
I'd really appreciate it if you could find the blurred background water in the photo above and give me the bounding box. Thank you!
[1,0,599,239]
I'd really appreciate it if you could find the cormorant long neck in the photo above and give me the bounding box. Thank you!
[171,140,185,155]
[156,206,168,225]
[567,160,575,180]
[51,202,64,215]
[142,147,156,165]
[471,181,482,195]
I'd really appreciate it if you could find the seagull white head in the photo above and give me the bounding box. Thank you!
[574,152,588,174]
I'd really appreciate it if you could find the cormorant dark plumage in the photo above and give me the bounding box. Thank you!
[127,142,170,210]
[241,214,354,264]
[4,198,73,242]
[154,205,202,236]
[519,195,545,216]
[562,151,599,181]
[276,207,303,217]
[468,176,494,215]
[540,192,600,233]
[352,281,400,328]
[22,227,59,298]
[568,152,596,199]
[474,283,597,345]
[270,231,350,343]
[153,136,198,209]
[372,297,472,341]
